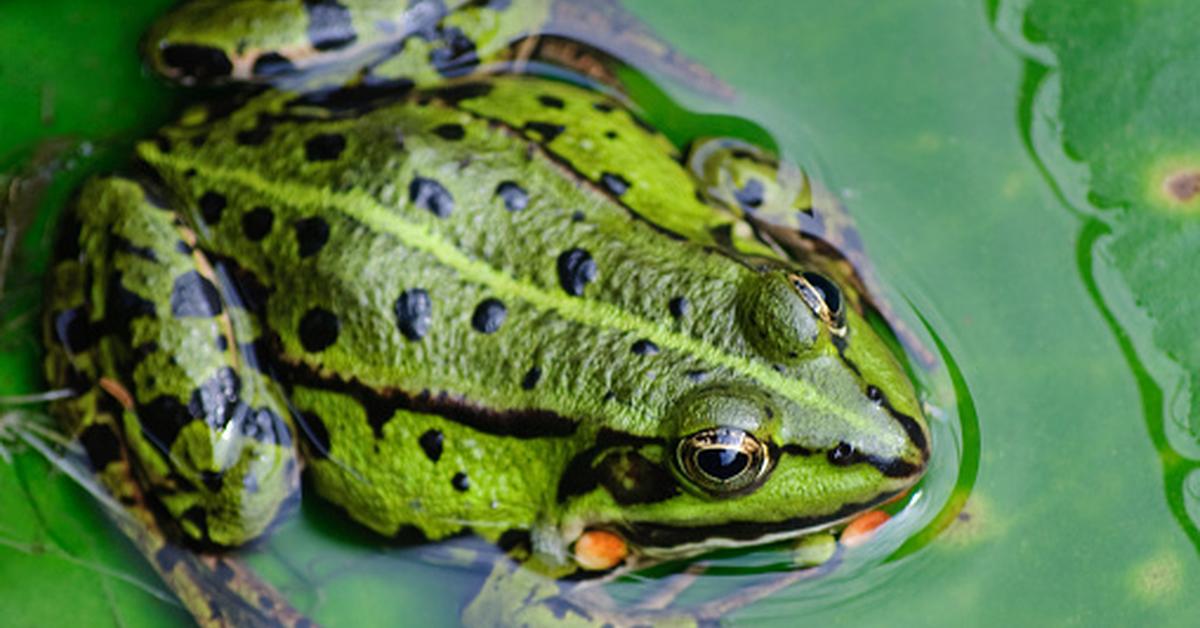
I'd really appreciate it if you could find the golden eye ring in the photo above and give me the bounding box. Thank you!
[676,427,772,497]
[789,271,846,335]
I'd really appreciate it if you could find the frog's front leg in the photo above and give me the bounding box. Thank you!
[461,534,842,627]
[45,175,300,548]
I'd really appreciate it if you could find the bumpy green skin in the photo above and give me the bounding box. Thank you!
[43,0,930,615]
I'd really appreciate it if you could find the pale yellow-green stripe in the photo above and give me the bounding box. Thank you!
[140,145,867,430]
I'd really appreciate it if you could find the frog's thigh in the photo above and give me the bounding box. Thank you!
[73,175,299,547]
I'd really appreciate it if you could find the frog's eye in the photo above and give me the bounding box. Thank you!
[676,427,772,496]
[789,272,846,334]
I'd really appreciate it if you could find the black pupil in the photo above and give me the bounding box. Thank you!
[802,272,842,315]
[697,448,749,481]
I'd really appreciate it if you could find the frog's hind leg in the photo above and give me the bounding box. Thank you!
[513,0,734,99]
[44,174,300,549]
[361,0,732,99]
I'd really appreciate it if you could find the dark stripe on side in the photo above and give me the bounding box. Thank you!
[281,362,578,440]
[620,492,899,550]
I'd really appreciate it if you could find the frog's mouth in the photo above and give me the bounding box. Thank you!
[613,490,900,561]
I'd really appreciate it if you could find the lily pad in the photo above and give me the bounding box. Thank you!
[1000,0,1200,547]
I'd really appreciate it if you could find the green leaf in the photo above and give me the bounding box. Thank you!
[1011,0,1200,546]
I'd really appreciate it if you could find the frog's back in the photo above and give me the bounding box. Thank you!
[145,76,759,414]
[136,77,793,536]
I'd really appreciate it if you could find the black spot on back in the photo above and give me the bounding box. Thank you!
[419,429,444,462]
[600,173,630,196]
[170,270,223,318]
[434,81,493,105]
[432,123,465,140]
[557,248,597,297]
[303,0,358,51]
[252,52,296,78]
[160,44,232,81]
[669,296,689,319]
[631,339,659,356]
[524,121,565,142]
[451,472,470,492]
[198,191,227,224]
[299,307,340,352]
[471,298,507,334]
[395,288,432,340]
[521,366,542,390]
[538,95,565,109]
[494,181,528,211]
[305,133,347,161]
[409,177,454,217]
[593,102,615,113]
[242,206,275,241]
[294,216,331,257]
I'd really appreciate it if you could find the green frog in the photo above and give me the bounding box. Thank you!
[41,0,930,625]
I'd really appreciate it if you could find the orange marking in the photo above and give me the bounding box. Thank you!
[841,510,890,548]
[99,377,135,410]
[573,529,628,571]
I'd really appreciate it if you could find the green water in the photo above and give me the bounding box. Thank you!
[2,0,1198,625]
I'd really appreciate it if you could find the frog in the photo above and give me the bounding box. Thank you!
[40,0,931,625]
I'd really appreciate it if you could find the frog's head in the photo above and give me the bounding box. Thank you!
[555,267,928,565]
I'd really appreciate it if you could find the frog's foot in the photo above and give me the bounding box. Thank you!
[687,137,813,230]
[463,538,843,627]
[500,0,734,100]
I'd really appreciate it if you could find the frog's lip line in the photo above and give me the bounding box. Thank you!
[613,490,901,556]
[136,146,882,438]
